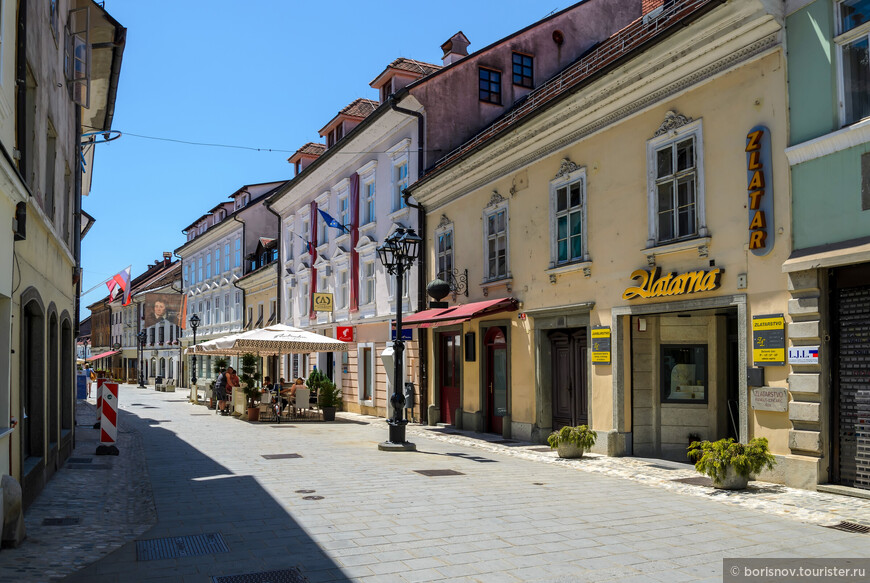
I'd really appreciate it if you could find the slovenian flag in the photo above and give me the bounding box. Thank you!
[105,266,132,306]
[318,209,350,234]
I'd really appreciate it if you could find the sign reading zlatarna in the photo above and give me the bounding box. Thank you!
[622,267,722,300]
[313,292,333,312]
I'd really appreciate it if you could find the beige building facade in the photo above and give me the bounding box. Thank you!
[407,2,820,488]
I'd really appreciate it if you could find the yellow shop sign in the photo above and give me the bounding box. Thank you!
[313,292,333,312]
[622,267,722,300]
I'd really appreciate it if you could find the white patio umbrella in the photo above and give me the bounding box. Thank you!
[188,324,348,356]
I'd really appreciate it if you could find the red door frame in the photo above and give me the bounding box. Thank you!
[439,332,461,426]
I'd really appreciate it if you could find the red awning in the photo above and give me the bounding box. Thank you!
[86,349,121,361]
[403,297,519,329]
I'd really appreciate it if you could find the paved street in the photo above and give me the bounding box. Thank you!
[1,385,869,583]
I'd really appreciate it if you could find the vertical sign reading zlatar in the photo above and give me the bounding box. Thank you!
[752,314,785,366]
[746,126,774,256]
[591,327,611,365]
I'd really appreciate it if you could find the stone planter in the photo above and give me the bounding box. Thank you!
[321,406,336,422]
[712,466,749,490]
[556,443,585,459]
[247,407,260,422]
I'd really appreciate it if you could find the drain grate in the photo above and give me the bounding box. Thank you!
[672,476,713,487]
[213,567,310,583]
[42,517,80,526]
[69,463,111,470]
[261,453,302,460]
[302,495,324,500]
[414,469,465,476]
[646,464,682,471]
[295,489,315,494]
[67,457,92,463]
[136,532,228,561]
[824,521,870,534]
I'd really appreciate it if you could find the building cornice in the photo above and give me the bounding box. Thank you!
[784,118,870,166]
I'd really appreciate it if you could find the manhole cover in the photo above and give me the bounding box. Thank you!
[529,447,554,453]
[414,469,465,476]
[67,457,92,463]
[213,567,310,583]
[69,464,111,470]
[671,476,713,487]
[824,521,870,534]
[302,495,324,500]
[261,453,302,460]
[42,517,80,526]
[295,489,315,494]
[136,532,228,561]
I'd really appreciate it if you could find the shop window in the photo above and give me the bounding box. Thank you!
[661,345,708,403]
[837,0,870,125]
[646,119,705,246]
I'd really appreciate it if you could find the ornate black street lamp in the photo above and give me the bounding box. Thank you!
[376,227,421,451]
[137,331,147,388]
[189,314,200,389]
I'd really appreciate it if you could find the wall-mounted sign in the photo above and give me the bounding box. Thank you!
[622,267,722,300]
[336,326,354,342]
[591,327,611,364]
[751,387,789,412]
[752,314,786,366]
[391,327,413,341]
[746,126,774,256]
[313,293,333,312]
[788,345,819,365]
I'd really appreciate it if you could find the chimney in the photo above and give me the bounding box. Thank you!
[441,32,470,66]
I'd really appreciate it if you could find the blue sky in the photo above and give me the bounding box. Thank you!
[80,0,574,318]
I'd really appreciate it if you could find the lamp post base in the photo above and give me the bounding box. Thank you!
[378,420,416,451]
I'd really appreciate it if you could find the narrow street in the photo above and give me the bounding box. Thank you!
[2,386,869,583]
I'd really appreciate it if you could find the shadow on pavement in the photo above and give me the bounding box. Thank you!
[64,406,350,583]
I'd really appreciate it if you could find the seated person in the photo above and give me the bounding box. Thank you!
[280,377,305,411]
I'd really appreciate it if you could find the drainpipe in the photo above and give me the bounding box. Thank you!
[391,96,429,425]
[232,213,247,371]
[263,199,282,325]
[173,249,186,387]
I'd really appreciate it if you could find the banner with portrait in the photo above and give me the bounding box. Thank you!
[144,293,186,328]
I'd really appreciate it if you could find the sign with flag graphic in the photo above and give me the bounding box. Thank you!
[788,345,819,365]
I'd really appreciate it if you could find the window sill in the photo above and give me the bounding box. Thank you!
[545,260,592,282]
[388,207,411,222]
[335,233,350,248]
[359,222,377,236]
[480,276,513,297]
[643,236,710,265]
[316,243,329,255]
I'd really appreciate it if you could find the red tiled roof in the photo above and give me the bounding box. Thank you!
[294,142,326,157]
[370,58,442,86]
[422,0,719,181]
[340,98,379,119]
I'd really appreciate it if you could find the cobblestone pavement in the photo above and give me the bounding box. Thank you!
[0,385,868,582]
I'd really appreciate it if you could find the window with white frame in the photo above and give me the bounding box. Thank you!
[838,1,870,125]
[393,161,409,211]
[206,253,211,279]
[483,203,509,280]
[235,291,241,320]
[338,196,349,231]
[224,294,231,322]
[337,269,349,309]
[301,216,310,243]
[363,180,376,224]
[319,273,329,294]
[436,227,453,279]
[234,238,241,267]
[286,285,294,321]
[550,168,588,266]
[318,208,329,245]
[389,269,410,299]
[214,298,221,324]
[198,257,203,282]
[224,242,230,271]
[215,248,221,273]
[300,283,309,316]
[362,262,376,304]
[206,300,212,325]
[184,265,190,287]
[647,120,705,246]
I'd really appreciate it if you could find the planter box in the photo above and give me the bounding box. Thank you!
[712,466,750,490]
[557,443,585,459]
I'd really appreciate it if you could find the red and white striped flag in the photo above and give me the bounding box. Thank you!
[105,267,132,306]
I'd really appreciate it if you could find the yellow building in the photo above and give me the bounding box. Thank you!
[407,1,817,488]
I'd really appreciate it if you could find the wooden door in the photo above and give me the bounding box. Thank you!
[550,329,587,429]
[485,327,507,434]
[439,332,461,426]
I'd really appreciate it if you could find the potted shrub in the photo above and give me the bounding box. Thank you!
[239,353,261,421]
[317,379,342,421]
[547,425,597,459]
[212,357,227,375]
[687,437,776,490]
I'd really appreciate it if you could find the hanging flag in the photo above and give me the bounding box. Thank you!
[106,267,133,306]
[294,232,316,255]
[318,208,350,234]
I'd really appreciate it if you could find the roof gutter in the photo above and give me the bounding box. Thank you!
[263,198,282,325]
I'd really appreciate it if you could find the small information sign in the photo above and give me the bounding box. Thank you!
[787,345,819,365]
[751,387,789,412]
[313,293,333,312]
[591,327,611,365]
[752,314,785,366]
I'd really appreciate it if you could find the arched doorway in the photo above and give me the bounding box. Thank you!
[21,299,45,466]
[484,327,508,434]
[48,313,59,450]
[61,320,73,435]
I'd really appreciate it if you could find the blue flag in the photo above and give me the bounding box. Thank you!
[318,209,350,234]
